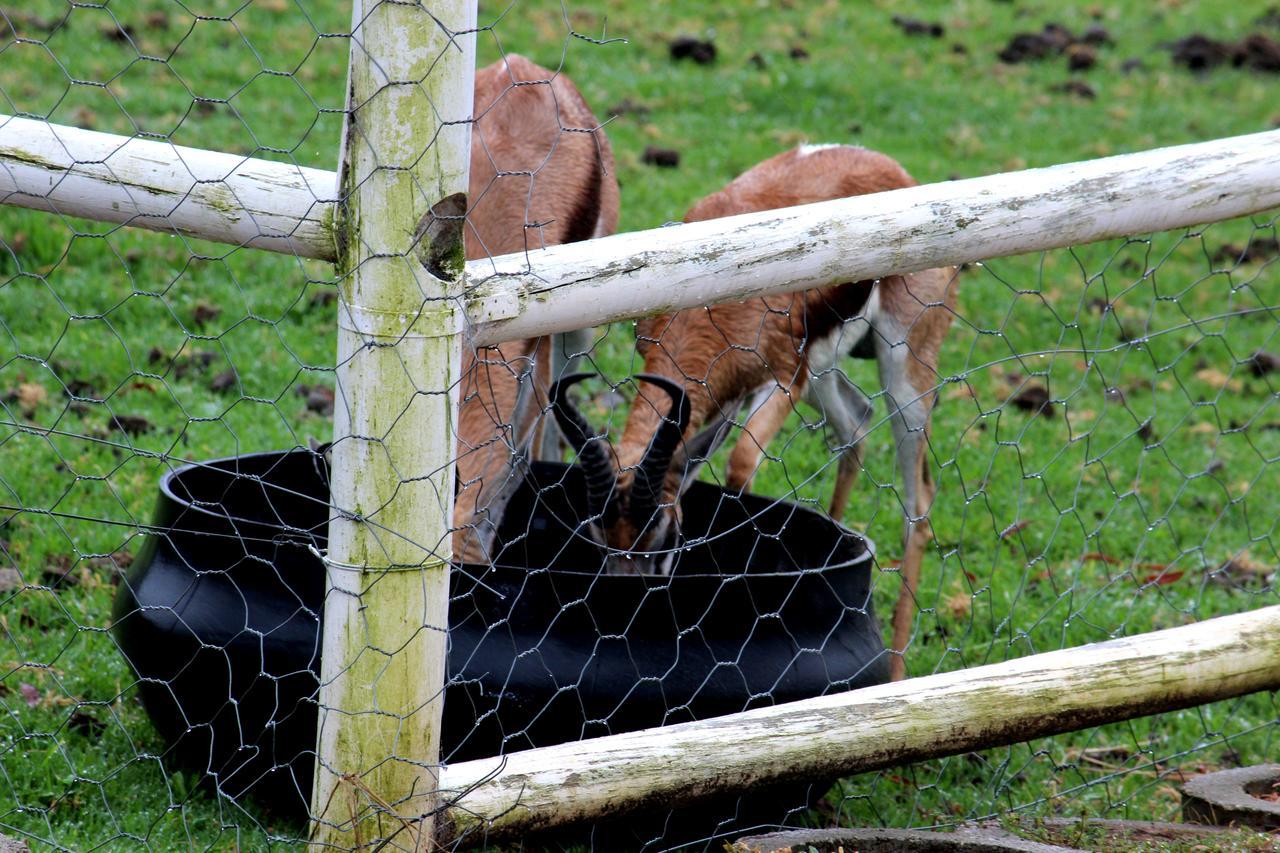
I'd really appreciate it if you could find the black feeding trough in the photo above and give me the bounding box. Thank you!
[111,449,888,843]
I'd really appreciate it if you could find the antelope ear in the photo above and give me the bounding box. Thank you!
[670,411,734,497]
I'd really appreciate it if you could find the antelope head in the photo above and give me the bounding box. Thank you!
[549,372,730,575]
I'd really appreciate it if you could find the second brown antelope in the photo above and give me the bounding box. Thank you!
[552,144,957,681]
[451,54,619,565]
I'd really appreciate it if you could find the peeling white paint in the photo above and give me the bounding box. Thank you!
[3,118,1276,352]
[468,129,1280,346]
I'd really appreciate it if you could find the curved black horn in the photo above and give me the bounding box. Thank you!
[629,373,691,527]
[549,372,618,525]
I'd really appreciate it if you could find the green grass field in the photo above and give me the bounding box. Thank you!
[1,0,1278,849]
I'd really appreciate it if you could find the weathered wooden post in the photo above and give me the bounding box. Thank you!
[310,0,476,846]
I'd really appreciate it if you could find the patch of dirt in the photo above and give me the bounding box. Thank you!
[100,22,135,43]
[1240,32,1280,70]
[999,22,1104,64]
[641,146,680,168]
[999,31,1056,63]
[1167,31,1280,72]
[1169,34,1236,70]
[192,300,222,326]
[1066,43,1097,70]
[1011,383,1056,417]
[1052,80,1096,98]
[210,370,238,393]
[892,15,944,38]
[1247,350,1280,377]
[298,384,335,416]
[173,350,218,380]
[1081,24,1114,46]
[68,709,106,738]
[789,45,810,60]
[669,36,715,64]
[1210,554,1275,588]
[40,555,77,588]
[1212,236,1280,264]
[608,97,650,117]
[109,413,153,435]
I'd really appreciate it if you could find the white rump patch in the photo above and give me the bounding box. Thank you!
[797,142,843,157]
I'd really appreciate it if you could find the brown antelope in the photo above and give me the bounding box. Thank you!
[552,144,957,681]
[450,54,619,565]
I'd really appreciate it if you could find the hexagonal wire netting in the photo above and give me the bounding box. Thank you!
[0,1,1277,851]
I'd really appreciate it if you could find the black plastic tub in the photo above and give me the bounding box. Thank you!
[111,449,887,842]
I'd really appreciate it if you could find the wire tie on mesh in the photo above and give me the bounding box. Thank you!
[308,543,450,574]
[337,301,463,340]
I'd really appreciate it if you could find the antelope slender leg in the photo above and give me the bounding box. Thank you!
[726,387,793,492]
[876,329,939,682]
[805,367,875,523]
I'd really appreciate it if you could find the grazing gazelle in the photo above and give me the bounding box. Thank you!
[451,54,619,565]
[552,144,957,680]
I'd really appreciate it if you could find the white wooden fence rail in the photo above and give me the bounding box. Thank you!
[0,115,336,258]
[438,605,1280,842]
[4,113,1279,347]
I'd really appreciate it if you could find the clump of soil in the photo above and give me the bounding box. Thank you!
[1011,383,1056,417]
[191,300,221,327]
[1167,31,1280,72]
[1240,32,1280,70]
[110,413,153,435]
[892,15,944,38]
[641,146,680,168]
[1066,43,1097,70]
[1052,80,1096,99]
[998,22,1111,66]
[209,370,237,393]
[1213,236,1280,264]
[1080,24,1114,46]
[608,97,650,117]
[297,384,335,416]
[669,36,715,65]
[1247,350,1280,377]
[1169,34,1236,70]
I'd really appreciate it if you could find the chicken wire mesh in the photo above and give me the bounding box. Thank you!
[0,0,1277,851]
